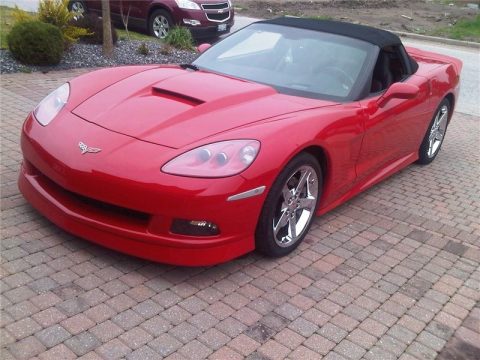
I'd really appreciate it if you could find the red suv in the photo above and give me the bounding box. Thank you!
[69,0,235,39]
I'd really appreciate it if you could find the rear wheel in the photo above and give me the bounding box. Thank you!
[256,153,322,257]
[417,98,450,165]
[149,9,173,39]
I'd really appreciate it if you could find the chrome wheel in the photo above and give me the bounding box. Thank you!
[427,104,448,158]
[273,165,319,248]
[152,15,170,39]
[70,1,85,19]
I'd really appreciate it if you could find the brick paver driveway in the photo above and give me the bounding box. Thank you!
[1,70,479,360]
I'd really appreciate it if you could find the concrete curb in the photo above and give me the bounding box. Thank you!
[393,31,480,49]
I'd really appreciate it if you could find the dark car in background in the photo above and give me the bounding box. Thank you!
[69,0,235,39]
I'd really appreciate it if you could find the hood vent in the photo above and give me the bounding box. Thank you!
[152,87,205,106]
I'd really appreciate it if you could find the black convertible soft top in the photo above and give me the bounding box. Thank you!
[260,17,402,48]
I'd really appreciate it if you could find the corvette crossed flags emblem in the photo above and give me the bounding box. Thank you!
[78,141,101,155]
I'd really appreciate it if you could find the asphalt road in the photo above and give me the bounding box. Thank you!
[230,16,480,117]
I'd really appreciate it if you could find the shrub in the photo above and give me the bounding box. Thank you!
[38,0,90,47]
[137,42,149,56]
[159,43,174,56]
[12,5,37,24]
[71,13,117,45]
[8,21,64,65]
[165,26,194,50]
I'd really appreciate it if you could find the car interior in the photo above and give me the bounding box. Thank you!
[370,45,409,93]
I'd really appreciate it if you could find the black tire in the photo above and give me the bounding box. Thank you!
[149,9,173,39]
[417,98,451,165]
[255,152,322,257]
[68,0,87,18]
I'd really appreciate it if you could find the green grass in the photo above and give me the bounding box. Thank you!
[308,15,334,21]
[432,15,480,41]
[0,5,15,49]
[116,28,156,42]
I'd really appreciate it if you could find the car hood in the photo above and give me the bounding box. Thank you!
[72,67,336,149]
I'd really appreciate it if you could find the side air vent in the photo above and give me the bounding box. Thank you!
[152,88,205,106]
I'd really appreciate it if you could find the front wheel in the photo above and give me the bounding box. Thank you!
[149,9,173,39]
[256,153,322,257]
[417,98,450,165]
[68,1,87,19]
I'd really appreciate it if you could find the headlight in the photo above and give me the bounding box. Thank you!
[175,0,201,10]
[34,83,70,126]
[162,140,260,177]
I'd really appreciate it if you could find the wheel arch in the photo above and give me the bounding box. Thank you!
[301,145,328,184]
[444,93,455,122]
[148,4,174,24]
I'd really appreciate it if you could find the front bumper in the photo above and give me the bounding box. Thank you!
[187,23,233,39]
[18,112,265,266]
[176,6,234,39]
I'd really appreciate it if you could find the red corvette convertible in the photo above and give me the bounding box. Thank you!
[19,18,462,266]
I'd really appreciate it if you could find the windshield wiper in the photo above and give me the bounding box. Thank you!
[180,64,199,71]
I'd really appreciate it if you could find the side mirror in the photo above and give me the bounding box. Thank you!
[377,82,419,108]
[197,43,212,53]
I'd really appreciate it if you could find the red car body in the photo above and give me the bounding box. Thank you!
[18,19,462,266]
[78,0,234,38]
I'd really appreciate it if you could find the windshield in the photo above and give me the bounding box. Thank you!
[193,23,377,101]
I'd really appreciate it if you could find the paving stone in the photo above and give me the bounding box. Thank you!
[8,335,46,360]
[35,324,71,348]
[319,323,348,343]
[244,323,276,344]
[198,328,230,350]
[187,310,219,331]
[64,332,102,356]
[210,347,243,360]
[149,333,183,357]
[229,333,261,356]
[288,317,318,337]
[126,346,159,360]
[168,322,202,344]
[443,241,469,256]
[6,317,42,340]
[96,338,132,359]
[38,344,77,360]
[61,314,95,335]
[89,320,124,342]
[119,327,153,350]
[334,339,367,360]
[216,317,248,338]
[259,312,290,332]
[257,339,290,360]
[178,339,213,360]
[407,341,438,360]
[304,334,336,355]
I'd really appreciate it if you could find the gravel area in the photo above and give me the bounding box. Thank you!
[0,39,197,74]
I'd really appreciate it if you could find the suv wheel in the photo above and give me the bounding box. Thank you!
[149,9,173,39]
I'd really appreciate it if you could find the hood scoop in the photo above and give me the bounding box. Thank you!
[152,87,204,107]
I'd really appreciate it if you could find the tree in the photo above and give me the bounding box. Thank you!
[120,0,131,40]
[101,0,113,57]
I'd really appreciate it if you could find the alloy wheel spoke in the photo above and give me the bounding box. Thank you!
[294,170,310,195]
[288,217,297,239]
[273,209,289,236]
[282,185,292,202]
[298,196,315,210]
[436,130,444,141]
[438,109,448,127]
